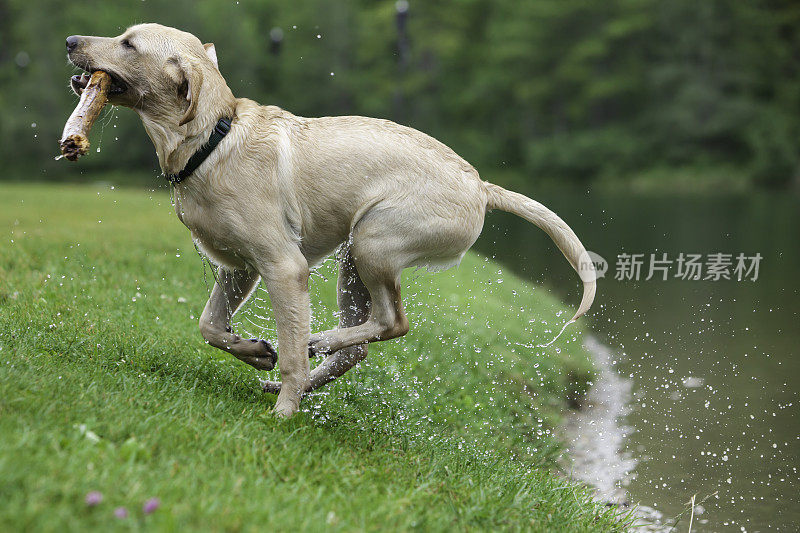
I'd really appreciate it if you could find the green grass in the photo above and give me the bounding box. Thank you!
[0,182,628,532]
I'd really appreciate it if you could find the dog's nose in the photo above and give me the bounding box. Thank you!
[66,36,79,52]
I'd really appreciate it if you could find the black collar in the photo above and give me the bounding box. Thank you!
[164,117,232,184]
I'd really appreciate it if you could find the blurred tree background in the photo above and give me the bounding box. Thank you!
[1,0,799,190]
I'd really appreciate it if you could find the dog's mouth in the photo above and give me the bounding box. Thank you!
[71,69,128,96]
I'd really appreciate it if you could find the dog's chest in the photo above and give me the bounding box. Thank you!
[174,193,249,270]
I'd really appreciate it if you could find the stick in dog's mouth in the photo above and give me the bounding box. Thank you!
[70,70,127,95]
[59,70,112,161]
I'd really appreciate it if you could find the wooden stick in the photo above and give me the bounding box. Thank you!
[59,71,112,161]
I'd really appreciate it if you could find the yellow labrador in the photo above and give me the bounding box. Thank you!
[66,23,596,417]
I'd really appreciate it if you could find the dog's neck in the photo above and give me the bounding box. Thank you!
[137,77,236,178]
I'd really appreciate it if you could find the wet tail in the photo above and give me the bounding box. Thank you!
[485,182,596,323]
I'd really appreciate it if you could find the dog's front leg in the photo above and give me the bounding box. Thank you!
[259,251,312,417]
[199,267,278,370]
[260,246,371,395]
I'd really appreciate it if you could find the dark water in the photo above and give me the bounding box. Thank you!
[474,188,799,531]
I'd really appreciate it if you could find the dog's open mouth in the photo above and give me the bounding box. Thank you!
[71,70,127,95]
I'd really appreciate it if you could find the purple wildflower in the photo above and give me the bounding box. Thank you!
[84,491,103,507]
[113,507,129,519]
[143,497,160,514]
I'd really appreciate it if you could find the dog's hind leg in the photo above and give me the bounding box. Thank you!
[309,246,372,387]
[261,246,371,394]
[308,274,407,356]
[307,224,410,356]
[199,267,277,371]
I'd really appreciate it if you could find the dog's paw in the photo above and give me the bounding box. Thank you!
[259,378,281,394]
[247,356,276,371]
[308,340,331,359]
[238,339,277,371]
[250,338,277,360]
[273,390,302,418]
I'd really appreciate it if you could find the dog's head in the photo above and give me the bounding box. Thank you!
[66,23,230,127]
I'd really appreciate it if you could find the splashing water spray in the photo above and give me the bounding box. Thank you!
[536,250,604,348]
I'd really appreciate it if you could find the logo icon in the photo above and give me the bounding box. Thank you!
[578,251,607,282]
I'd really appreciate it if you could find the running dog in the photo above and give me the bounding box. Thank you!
[65,24,596,417]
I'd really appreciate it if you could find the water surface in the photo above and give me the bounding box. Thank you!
[475,188,799,531]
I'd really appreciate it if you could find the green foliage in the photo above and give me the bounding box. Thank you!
[0,182,630,531]
[1,0,798,189]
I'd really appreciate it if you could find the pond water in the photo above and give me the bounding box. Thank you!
[474,187,799,531]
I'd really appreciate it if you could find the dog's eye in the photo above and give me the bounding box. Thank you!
[121,39,136,50]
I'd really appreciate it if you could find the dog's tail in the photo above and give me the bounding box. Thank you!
[484,182,596,323]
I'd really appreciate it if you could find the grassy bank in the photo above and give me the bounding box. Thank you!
[0,182,627,531]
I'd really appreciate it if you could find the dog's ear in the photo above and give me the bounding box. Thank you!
[166,56,204,126]
[203,43,219,70]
